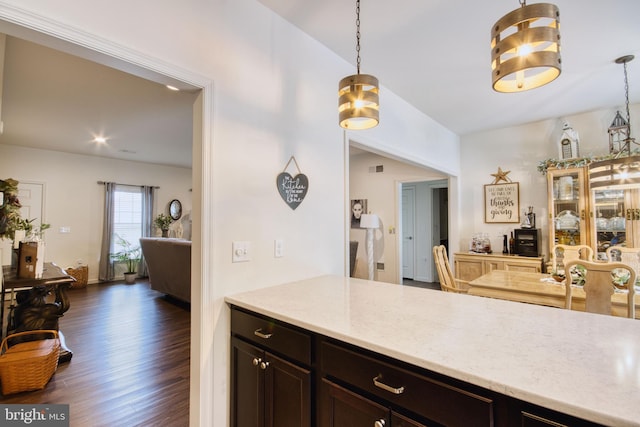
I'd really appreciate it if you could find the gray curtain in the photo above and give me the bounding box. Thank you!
[98,182,116,281]
[138,185,155,277]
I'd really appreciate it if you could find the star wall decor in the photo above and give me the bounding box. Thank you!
[490,167,512,184]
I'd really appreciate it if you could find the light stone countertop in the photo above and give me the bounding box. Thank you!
[225,275,640,427]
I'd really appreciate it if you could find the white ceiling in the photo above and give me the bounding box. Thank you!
[0,35,199,168]
[1,2,639,169]
[259,0,640,136]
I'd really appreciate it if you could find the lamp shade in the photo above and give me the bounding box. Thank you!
[338,74,380,130]
[491,2,561,92]
[360,213,380,229]
[589,156,640,190]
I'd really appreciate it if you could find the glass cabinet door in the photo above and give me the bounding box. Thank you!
[592,188,626,260]
[547,167,591,254]
[592,187,640,260]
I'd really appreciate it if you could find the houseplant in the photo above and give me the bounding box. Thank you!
[111,234,141,284]
[154,213,173,237]
[0,178,22,241]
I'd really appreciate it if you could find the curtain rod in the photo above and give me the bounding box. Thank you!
[97,181,160,189]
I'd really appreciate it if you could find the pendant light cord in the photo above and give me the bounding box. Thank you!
[623,60,632,138]
[355,0,361,74]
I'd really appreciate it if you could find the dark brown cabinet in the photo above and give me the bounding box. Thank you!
[230,308,312,427]
[321,379,429,427]
[320,339,492,427]
[230,306,603,427]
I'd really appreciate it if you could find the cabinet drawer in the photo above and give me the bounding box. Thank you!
[231,308,312,365]
[321,341,493,427]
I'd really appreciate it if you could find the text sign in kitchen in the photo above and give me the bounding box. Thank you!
[276,156,308,210]
[484,182,520,223]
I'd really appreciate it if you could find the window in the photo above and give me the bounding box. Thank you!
[112,185,143,254]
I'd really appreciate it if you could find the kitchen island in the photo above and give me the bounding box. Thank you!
[226,275,640,426]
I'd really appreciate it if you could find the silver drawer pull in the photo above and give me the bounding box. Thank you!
[254,328,273,339]
[373,375,405,395]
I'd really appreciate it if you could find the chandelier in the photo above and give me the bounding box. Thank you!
[589,55,640,190]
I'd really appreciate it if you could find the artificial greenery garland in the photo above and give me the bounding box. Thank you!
[537,149,640,175]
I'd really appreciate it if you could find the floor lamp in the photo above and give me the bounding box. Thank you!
[360,214,380,280]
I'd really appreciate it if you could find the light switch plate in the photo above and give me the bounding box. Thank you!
[232,241,251,262]
[274,239,284,258]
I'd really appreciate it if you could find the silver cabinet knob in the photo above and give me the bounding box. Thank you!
[252,357,261,366]
[374,419,386,427]
[259,361,270,370]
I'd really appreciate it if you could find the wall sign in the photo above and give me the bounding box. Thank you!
[276,156,308,210]
[484,167,520,223]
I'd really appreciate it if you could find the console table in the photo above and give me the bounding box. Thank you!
[2,263,75,362]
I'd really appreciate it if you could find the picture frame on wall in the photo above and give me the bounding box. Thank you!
[484,182,519,223]
[350,199,368,229]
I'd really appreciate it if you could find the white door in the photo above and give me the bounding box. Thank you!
[17,182,45,230]
[402,186,415,279]
[0,182,44,265]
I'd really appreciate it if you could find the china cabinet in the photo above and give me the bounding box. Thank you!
[546,165,640,260]
[546,166,592,254]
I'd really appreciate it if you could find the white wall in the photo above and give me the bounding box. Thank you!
[0,144,192,279]
[0,1,462,426]
[460,104,640,260]
[349,151,447,284]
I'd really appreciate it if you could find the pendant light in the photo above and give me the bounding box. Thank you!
[491,1,561,92]
[590,55,640,190]
[338,0,379,130]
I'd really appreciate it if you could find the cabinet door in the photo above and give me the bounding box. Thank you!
[454,256,484,283]
[503,260,541,273]
[321,379,389,427]
[591,188,640,259]
[485,260,503,273]
[231,337,264,427]
[547,167,591,254]
[391,411,429,427]
[265,351,311,427]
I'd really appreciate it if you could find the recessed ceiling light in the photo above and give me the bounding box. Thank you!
[166,85,179,91]
[93,136,107,143]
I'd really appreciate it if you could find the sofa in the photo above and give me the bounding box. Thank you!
[139,237,191,303]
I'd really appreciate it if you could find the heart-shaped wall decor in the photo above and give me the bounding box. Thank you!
[276,172,309,210]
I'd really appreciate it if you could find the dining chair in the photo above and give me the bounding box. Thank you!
[550,244,594,274]
[432,245,467,294]
[563,259,636,318]
[605,246,640,278]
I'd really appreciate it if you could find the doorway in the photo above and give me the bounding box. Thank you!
[0,11,210,423]
[401,180,448,283]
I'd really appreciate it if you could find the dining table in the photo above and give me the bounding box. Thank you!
[467,269,640,319]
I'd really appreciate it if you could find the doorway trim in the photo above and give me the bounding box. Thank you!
[0,6,214,425]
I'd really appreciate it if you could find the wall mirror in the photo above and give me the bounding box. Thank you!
[169,199,182,220]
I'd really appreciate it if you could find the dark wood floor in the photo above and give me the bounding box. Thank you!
[0,280,190,427]
[403,278,441,290]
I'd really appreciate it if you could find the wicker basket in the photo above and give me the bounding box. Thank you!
[67,265,88,288]
[0,330,60,395]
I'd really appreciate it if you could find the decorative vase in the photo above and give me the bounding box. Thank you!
[124,272,136,284]
[161,229,169,238]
